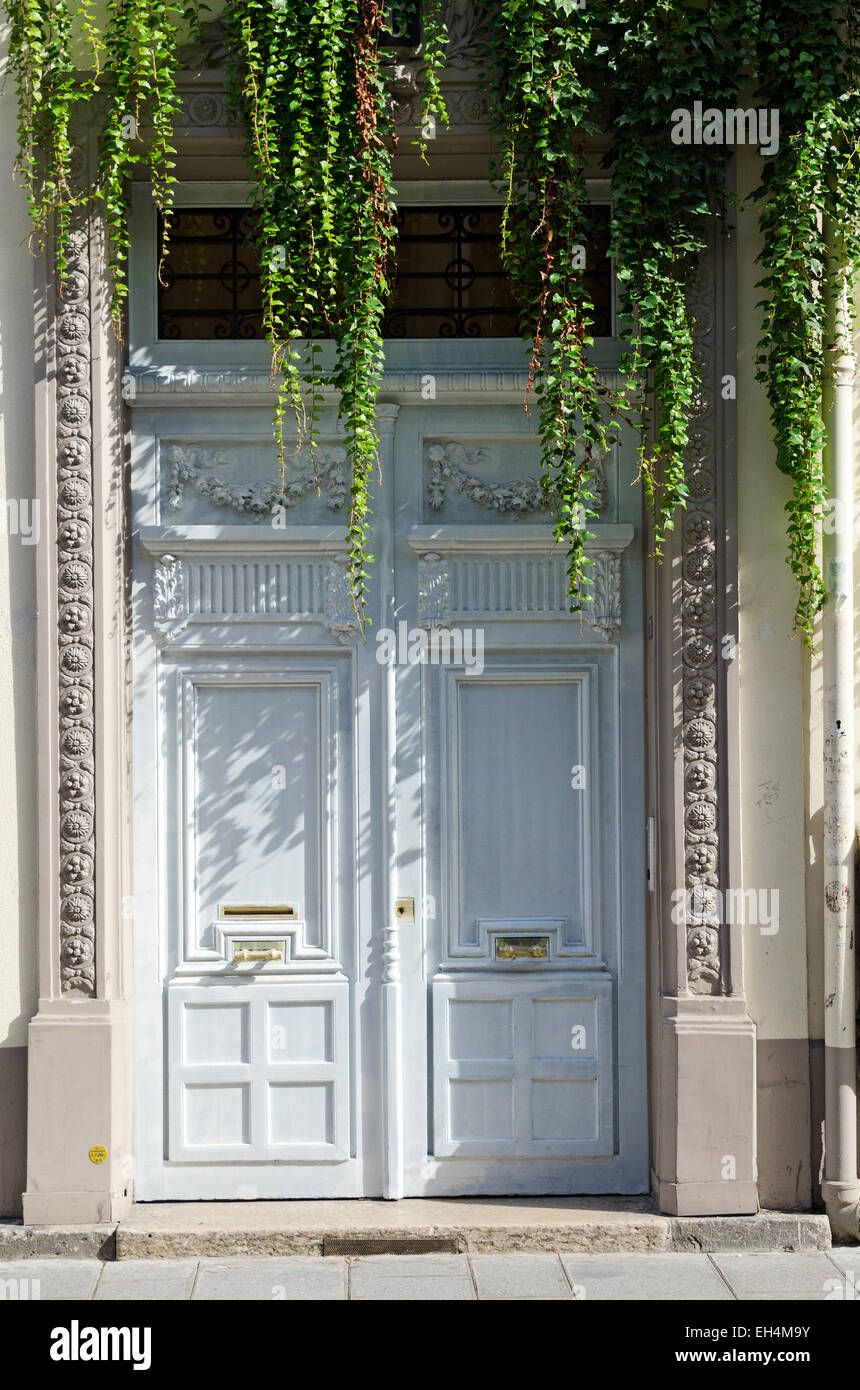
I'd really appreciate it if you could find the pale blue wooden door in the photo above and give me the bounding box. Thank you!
[388,372,647,1195]
[132,400,390,1199]
[130,196,647,1199]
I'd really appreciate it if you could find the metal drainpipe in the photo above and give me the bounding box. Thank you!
[821,215,860,1242]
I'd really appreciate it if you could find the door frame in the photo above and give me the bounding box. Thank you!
[23,135,755,1220]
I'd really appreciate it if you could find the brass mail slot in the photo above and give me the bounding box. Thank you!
[220,904,296,920]
[232,940,285,963]
[495,936,549,961]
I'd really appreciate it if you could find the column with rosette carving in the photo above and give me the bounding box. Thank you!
[56,221,97,996]
[652,224,757,1216]
[25,134,134,1220]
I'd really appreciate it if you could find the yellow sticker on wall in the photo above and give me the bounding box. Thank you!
[88,1145,108,1164]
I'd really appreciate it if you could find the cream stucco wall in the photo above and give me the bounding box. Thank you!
[0,27,38,1050]
[0,23,39,1214]
[736,148,812,1037]
[735,145,817,1207]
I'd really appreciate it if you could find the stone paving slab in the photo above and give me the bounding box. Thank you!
[95,1258,198,1301]
[559,1252,734,1301]
[739,1291,836,1301]
[348,1253,476,1301]
[470,1251,575,1300]
[192,1256,347,1301]
[0,1258,102,1300]
[709,1252,841,1299]
[827,1246,860,1271]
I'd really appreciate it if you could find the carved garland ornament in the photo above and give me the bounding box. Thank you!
[56,219,96,994]
[426,441,607,515]
[165,444,348,515]
[174,5,485,132]
[682,237,723,996]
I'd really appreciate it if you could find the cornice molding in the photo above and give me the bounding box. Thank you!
[125,364,626,404]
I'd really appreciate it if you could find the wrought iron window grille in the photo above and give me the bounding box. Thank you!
[156,205,611,341]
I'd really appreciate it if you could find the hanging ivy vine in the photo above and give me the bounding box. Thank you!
[3,0,860,637]
[6,0,202,312]
[484,0,623,610]
[597,1,745,553]
[486,0,860,637]
[223,0,448,620]
[746,0,860,639]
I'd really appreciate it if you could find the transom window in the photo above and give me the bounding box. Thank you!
[156,204,612,341]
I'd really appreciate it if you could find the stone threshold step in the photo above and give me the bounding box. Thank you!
[1,1201,832,1259]
[0,1223,116,1261]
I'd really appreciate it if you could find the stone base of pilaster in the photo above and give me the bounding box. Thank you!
[22,1000,133,1226]
[654,996,758,1217]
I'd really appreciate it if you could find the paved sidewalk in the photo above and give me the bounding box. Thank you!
[0,1248,858,1300]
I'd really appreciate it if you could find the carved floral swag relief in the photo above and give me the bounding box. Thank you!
[176,1,487,130]
[165,444,348,515]
[426,442,607,515]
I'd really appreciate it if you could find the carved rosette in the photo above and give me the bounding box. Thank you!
[179,91,228,129]
[56,221,96,994]
[682,240,721,995]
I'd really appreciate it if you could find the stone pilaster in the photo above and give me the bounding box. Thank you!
[23,200,133,1225]
[650,217,758,1216]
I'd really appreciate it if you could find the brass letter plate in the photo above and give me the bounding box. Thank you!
[495,935,549,961]
[232,939,285,963]
[220,904,296,920]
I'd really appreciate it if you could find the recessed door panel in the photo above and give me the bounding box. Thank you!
[190,679,323,951]
[168,982,350,1163]
[454,675,591,948]
[432,976,615,1159]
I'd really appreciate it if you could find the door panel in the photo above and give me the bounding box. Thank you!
[452,674,592,945]
[432,976,614,1158]
[456,678,587,927]
[168,982,350,1163]
[189,678,324,951]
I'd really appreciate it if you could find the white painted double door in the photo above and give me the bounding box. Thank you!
[133,381,647,1200]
